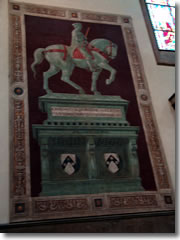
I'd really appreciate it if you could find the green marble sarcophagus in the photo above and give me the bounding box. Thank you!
[33,93,144,196]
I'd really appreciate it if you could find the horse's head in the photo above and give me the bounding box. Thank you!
[89,39,118,62]
[106,42,118,60]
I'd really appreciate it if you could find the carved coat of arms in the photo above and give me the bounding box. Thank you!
[60,154,77,175]
[104,153,121,174]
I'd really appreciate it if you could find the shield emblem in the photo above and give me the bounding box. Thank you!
[60,154,77,175]
[104,153,120,174]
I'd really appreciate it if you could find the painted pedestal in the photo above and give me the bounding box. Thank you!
[33,93,144,196]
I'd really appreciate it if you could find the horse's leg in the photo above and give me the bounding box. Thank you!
[61,69,85,94]
[43,65,59,93]
[98,62,117,85]
[91,70,102,95]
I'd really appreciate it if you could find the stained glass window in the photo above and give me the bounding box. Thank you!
[145,0,175,51]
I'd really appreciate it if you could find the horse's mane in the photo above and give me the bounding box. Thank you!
[89,38,112,52]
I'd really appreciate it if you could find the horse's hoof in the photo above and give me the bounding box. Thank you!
[106,78,114,85]
[79,89,85,94]
[46,89,52,94]
[94,91,101,95]
[106,78,111,85]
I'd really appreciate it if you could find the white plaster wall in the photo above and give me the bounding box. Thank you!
[0,0,175,224]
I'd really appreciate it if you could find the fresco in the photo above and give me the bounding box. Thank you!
[9,3,174,222]
[25,16,156,196]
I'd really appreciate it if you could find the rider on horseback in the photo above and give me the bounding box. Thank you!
[71,23,96,72]
[31,24,118,94]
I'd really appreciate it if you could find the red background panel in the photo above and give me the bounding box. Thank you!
[25,15,156,196]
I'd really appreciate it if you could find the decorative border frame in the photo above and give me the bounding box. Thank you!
[9,1,174,222]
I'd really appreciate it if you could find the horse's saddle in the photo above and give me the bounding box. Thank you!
[44,45,110,62]
[72,46,94,60]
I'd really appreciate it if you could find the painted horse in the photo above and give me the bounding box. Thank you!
[31,38,118,95]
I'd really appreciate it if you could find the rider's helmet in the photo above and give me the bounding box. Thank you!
[72,23,82,30]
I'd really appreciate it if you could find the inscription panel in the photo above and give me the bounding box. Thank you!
[25,5,66,17]
[109,195,158,208]
[51,107,122,118]
[34,198,89,213]
[81,12,117,22]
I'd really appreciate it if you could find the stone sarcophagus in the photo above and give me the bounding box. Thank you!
[33,93,143,196]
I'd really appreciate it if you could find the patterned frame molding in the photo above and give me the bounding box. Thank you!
[9,1,174,222]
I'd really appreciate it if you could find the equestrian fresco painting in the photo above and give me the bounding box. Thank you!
[25,15,156,196]
[31,22,118,95]
[10,3,174,222]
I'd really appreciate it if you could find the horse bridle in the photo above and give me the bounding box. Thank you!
[88,41,113,61]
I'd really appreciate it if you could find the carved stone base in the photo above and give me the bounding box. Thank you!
[33,93,143,196]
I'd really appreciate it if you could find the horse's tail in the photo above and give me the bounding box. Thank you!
[31,48,45,79]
